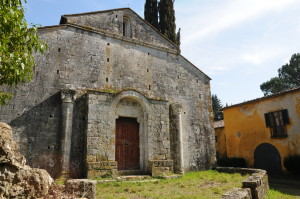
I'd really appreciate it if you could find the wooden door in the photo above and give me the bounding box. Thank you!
[254,143,282,175]
[116,117,140,170]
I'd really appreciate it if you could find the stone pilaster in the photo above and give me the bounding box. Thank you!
[170,103,184,174]
[60,89,76,178]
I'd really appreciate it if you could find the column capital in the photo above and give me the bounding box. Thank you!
[170,103,182,114]
[61,89,76,103]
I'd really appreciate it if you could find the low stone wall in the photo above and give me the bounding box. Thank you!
[215,167,269,199]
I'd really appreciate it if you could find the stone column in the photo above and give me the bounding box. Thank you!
[60,89,76,178]
[170,103,184,174]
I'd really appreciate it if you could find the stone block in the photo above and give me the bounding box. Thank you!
[149,160,174,176]
[152,167,170,177]
[88,161,117,170]
[86,155,96,162]
[96,155,108,162]
[65,179,96,199]
[87,168,117,179]
[222,188,252,199]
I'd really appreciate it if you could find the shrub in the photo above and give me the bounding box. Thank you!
[284,155,300,175]
[217,157,247,168]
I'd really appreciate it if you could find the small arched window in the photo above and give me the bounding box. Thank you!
[123,16,132,38]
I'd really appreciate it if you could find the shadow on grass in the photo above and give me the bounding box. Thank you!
[269,175,300,197]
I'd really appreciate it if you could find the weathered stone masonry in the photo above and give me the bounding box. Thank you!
[0,8,215,178]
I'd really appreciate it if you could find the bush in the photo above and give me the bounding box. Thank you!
[217,157,247,168]
[284,155,300,175]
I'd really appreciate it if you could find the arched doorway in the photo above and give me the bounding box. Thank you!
[254,143,282,175]
[114,97,144,171]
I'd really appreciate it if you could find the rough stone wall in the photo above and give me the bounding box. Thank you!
[7,92,62,178]
[0,9,215,176]
[85,91,171,177]
[62,9,177,51]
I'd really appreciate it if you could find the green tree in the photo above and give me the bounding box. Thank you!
[0,0,46,105]
[158,0,177,44]
[211,94,224,121]
[260,53,300,96]
[144,0,159,30]
[260,77,289,96]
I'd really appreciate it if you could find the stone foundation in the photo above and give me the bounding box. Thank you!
[87,161,117,178]
[149,160,173,176]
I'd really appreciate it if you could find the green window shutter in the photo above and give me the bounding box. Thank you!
[264,113,271,127]
[282,109,290,125]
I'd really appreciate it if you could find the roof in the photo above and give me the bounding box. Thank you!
[223,86,300,110]
[214,120,224,128]
[62,8,130,17]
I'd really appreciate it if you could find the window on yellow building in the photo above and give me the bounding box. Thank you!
[264,109,289,138]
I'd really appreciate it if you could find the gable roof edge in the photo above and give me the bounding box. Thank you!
[223,86,300,110]
[60,8,180,53]
[179,54,211,80]
[37,23,178,54]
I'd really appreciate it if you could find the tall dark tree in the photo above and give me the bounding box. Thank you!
[176,28,181,47]
[212,94,224,121]
[144,0,159,30]
[260,53,300,96]
[158,0,177,44]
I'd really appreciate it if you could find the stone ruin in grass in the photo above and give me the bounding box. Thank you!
[0,122,96,199]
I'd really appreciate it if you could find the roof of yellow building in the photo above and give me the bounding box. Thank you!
[223,86,300,110]
[214,120,224,128]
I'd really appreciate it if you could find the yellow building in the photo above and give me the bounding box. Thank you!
[221,87,300,174]
[214,120,226,158]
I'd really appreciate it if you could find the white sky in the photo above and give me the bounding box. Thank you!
[24,0,300,105]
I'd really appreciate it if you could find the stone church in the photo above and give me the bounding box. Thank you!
[0,8,215,178]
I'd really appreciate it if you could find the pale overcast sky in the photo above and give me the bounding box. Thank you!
[24,0,300,105]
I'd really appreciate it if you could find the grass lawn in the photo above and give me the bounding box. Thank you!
[96,170,248,199]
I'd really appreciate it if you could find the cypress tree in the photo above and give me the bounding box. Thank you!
[144,0,159,30]
[176,28,181,47]
[158,0,177,44]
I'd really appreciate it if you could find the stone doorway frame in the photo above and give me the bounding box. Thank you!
[109,91,150,173]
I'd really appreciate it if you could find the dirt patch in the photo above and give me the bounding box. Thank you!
[198,181,221,188]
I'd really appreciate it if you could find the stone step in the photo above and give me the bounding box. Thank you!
[116,175,151,181]
[117,170,148,176]
[97,175,154,183]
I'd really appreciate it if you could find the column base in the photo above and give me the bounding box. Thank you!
[87,161,118,179]
[60,170,70,179]
[149,160,174,177]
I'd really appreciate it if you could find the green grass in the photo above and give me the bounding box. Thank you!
[96,170,248,199]
[266,189,300,199]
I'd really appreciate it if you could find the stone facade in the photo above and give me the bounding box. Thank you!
[0,8,215,178]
